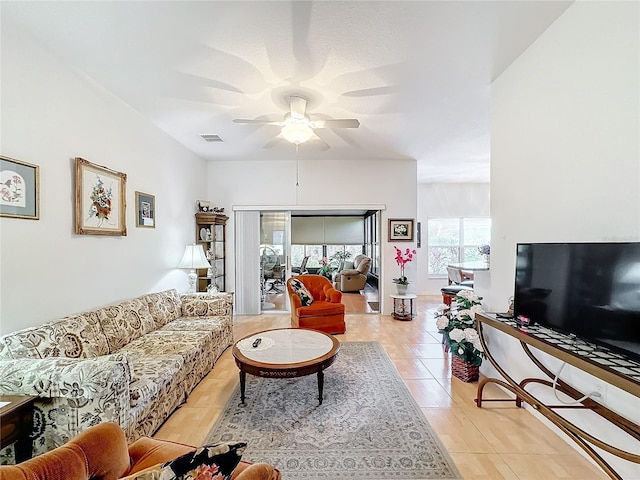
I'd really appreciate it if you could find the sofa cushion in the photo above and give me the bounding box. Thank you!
[128,355,184,409]
[0,313,109,360]
[143,289,183,327]
[160,316,229,333]
[120,331,211,362]
[96,298,156,353]
[180,295,231,317]
[288,278,314,306]
[120,330,215,392]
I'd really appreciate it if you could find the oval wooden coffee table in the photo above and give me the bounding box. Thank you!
[232,328,340,405]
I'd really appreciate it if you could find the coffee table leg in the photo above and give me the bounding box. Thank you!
[239,370,246,404]
[317,370,324,405]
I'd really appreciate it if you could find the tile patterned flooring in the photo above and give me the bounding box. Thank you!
[154,295,609,480]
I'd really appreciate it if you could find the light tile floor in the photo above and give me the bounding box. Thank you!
[154,295,608,479]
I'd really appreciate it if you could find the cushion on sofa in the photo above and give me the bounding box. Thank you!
[288,278,314,306]
[160,316,229,332]
[180,295,231,317]
[96,298,156,353]
[143,289,183,327]
[0,313,109,360]
[120,330,216,391]
[128,355,185,408]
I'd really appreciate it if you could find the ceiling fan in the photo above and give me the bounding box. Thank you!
[233,95,360,146]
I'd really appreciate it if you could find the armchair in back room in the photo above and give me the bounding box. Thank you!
[332,254,372,293]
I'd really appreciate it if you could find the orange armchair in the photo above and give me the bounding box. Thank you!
[286,275,346,334]
[0,422,280,480]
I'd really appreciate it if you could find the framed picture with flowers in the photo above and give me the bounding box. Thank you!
[388,218,414,241]
[75,157,127,236]
[0,155,40,220]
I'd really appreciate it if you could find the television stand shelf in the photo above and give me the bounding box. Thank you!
[475,313,640,480]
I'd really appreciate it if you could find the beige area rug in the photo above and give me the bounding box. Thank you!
[206,342,462,479]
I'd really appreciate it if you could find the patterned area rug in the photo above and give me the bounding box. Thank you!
[206,342,462,479]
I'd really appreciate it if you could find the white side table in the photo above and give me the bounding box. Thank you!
[390,293,417,321]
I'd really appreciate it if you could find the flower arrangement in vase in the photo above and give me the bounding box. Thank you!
[392,246,416,294]
[318,257,334,278]
[478,244,490,263]
[435,290,485,381]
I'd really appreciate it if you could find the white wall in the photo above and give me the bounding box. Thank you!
[417,183,490,295]
[0,22,207,333]
[489,2,639,476]
[207,158,417,314]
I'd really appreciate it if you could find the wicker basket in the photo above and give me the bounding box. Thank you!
[451,355,479,382]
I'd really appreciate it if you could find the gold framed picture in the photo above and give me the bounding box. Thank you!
[388,218,414,242]
[0,155,40,220]
[75,157,127,236]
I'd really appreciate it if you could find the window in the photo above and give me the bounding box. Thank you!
[293,244,363,270]
[291,244,323,268]
[427,218,491,275]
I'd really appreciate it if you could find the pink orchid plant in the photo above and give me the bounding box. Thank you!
[393,246,417,285]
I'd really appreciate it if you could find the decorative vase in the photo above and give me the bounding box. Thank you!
[451,355,479,382]
[396,284,408,295]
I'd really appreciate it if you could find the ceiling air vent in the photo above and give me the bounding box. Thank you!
[200,134,223,143]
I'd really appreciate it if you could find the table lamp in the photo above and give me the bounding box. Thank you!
[178,243,211,293]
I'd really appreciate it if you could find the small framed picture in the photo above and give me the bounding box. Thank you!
[389,218,414,242]
[75,157,127,236]
[0,155,40,220]
[135,191,155,228]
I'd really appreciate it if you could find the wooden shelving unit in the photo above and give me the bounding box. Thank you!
[195,213,228,292]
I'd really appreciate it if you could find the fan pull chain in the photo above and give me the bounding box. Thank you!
[296,144,300,186]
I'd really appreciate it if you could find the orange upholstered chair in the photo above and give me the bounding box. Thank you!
[286,275,346,334]
[0,422,280,480]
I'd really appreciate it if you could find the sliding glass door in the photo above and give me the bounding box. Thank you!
[260,211,290,312]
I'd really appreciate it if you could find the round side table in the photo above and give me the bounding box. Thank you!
[390,293,417,321]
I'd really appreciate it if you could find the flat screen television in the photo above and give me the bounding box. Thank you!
[514,242,640,362]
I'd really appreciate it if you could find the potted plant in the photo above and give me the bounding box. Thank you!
[318,257,334,279]
[478,244,490,263]
[392,246,416,295]
[435,290,485,381]
[330,251,352,271]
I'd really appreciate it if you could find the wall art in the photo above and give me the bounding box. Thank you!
[75,157,126,236]
[388,218,414,242]
[135,191,155,228]
[0,155,40,220]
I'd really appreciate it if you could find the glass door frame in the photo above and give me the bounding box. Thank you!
[260,210,291,313]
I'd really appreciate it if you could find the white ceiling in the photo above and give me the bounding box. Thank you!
[3,1,572,183]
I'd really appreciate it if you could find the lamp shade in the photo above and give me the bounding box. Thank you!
[281,123,313,145]
[178,244,211,269]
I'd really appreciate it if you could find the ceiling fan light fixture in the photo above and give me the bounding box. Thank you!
[281,123,313,145]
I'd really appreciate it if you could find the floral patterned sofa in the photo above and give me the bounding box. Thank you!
[0,289,233,460]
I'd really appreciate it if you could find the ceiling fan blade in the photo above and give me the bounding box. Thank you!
[290,96,307,119]
[310,131,331,151]
[233,119,284,125]
[312,119,360,128]
[262,135,286,149]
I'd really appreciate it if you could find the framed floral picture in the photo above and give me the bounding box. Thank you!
[75,157,127,236]
[389,218,414,241]
[135,191,155,228]
[0,155,40,220]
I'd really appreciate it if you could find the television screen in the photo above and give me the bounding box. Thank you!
[514,242,640,361]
